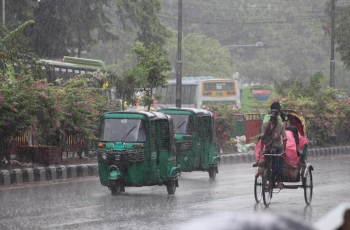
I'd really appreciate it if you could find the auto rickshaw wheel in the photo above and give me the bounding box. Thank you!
[110,179,122,196]
[167,179,176,195]
[209,167,217,180]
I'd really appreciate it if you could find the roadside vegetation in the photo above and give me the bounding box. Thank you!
[275,72,350,146]
[1,1,350,159]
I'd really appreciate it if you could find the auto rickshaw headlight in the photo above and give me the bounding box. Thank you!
[101,152,107,160]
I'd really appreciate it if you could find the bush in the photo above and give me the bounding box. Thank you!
[275,72,350,145]
[203,103,241,144]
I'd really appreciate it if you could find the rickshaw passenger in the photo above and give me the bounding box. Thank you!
[260,109,287,189]
[284,130,300,168]
[285,124,300,156]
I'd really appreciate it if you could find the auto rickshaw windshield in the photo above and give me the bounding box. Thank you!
[171,114,194,134]
[99,118,146,142]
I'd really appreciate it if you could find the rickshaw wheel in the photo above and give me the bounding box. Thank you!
[167,179,176,195]
[254,175,263,203]
[209,167,217,180]
[111,180,122,196]
[262,169,273,207]
[303,168,313,205]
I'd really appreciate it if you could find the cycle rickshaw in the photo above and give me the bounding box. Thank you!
[253,110,314,207]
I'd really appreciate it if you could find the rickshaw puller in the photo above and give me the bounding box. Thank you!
[260,109,287,189]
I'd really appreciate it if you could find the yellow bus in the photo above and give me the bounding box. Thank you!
[155,77,241,109]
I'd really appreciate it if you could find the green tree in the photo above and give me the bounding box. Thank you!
[116,0,171,48]
[25,0,116,58]
[274,72,350,145]
[159,0,348,87]
[0,22,114,161]
[0,21,39,145]
[164,32,232,78]
[131,42,171,110]
[204,103,240,147]
[56,74,113,146]
[273,72,326,99]
[1,0,38,31]
[0,20,35,70]
[107,70,140,111]
[324,2,350,70]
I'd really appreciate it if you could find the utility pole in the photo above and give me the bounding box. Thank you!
[175,0,182,108]
[2,0,5,26]
[330,0,335,88]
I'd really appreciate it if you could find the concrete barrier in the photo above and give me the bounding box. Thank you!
[235,153,243,164]
[0,164,98,186]
[1,146,350,186]
[308,148,314,157]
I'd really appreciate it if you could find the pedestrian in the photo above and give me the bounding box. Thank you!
[260,109,287,189]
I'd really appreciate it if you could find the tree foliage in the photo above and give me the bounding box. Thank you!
[160,0,350,90]
[131,42,171,110]
[0,22,114,161]
[274,72,350,145]
[324,2,350,70]
[0,20,35,72]
[116,0,171,48]
[24,0,116,58]
[164,32,232,78]
[1,0,39,31]
[204,103,240,146]
[107,70,140,111]
[1,71,113,147]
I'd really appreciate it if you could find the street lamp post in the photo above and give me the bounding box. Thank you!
[176,0,182,108]
[330,0,335,88]
[2,0,5,26]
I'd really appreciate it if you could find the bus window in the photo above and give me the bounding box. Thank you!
[204,82,234,91]
[182,85,197,104]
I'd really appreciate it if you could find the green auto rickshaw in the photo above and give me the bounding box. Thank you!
[158,108,220,180]
[96,111,181,196]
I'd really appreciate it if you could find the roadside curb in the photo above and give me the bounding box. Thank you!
[220,146,350,165]
[0,164,98,187]
[1,146,349,187]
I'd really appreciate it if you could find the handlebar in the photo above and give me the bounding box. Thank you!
[262,153,283,157]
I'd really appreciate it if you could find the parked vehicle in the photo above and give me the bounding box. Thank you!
[158,108,220,180]
[96,111,181,196]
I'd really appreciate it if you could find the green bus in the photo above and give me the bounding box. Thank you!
[40,56,106,84]
[240,85,277,113]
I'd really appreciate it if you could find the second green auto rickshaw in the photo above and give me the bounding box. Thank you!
[158,108,220,180]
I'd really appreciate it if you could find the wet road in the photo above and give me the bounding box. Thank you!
[0,155,349,229]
